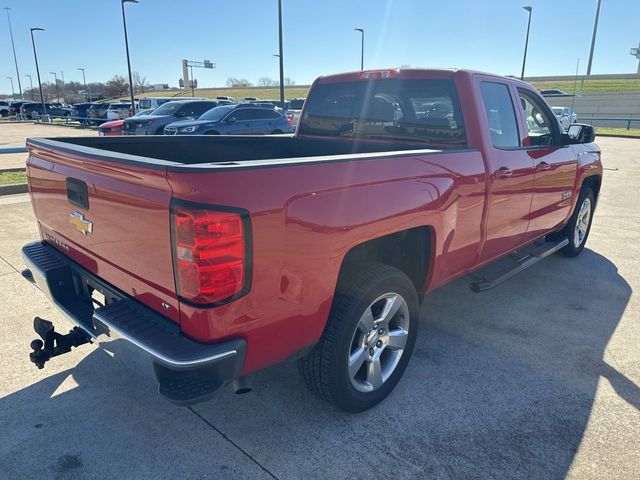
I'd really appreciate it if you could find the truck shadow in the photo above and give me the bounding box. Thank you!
[0,249,633,479]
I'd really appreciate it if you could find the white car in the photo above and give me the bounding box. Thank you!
[0,101,10,117]
[552,107,578,129]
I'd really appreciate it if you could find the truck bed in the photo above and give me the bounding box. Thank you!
[27,135,456,169]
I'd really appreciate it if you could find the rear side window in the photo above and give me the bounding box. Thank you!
[298,79,466,145]
[479,82,519,148]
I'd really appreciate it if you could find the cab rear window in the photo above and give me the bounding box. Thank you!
[298,79,466,145]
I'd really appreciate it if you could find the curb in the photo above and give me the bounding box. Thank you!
[0,183,28,196]
[596,134,640,139]
[0,167,26,174]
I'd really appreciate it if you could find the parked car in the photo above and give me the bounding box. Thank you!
[164,104,294,135]
[87,103,111,124]
[72,102,96,122]
[287,97,305,126]
[0,100,10,117]
[21,68,602,412]
[20,102,71,118]
[9,101,30,116]
[123,99,219,135]
[106,102,137,120]
[99,108,154,136]
[552,106,578,129]
[216,95,237,103]
[540,89,576,97]
[137,96,207,110]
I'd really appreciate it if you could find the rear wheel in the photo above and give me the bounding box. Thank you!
[298,263,419,412]
[559,186,595,257]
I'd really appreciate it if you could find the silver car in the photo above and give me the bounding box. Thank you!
[552,107,578,130]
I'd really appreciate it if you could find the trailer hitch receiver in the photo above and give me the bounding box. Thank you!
[29,317,92,369]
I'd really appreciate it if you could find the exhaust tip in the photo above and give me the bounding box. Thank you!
[231,377,252,395]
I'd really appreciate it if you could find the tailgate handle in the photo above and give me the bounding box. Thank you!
[66,178,89,210]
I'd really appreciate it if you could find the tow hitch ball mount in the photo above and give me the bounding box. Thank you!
[29,317,92,369]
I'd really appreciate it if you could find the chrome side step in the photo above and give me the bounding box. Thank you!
[469,238,569,293]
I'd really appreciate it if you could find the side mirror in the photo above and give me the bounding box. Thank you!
[565,124,595,144]
[226,116,236,123]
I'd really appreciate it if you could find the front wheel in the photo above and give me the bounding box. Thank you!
[298,263,419,412]
[559,186,595,257]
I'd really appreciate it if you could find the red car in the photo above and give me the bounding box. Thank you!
[98,119,124,136]
[22,68,601,412]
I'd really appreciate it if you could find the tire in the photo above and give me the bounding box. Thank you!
[298,263,419,412]
[0,110,8,118]
[559,186,595,257]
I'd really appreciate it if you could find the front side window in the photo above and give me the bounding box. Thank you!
[298,78,466,145]
[518,89,556,146]
[479,81,519,148]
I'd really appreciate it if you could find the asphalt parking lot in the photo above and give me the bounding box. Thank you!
[0,134,638,479]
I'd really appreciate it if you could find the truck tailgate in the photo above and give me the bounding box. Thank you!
[26,139,180,323]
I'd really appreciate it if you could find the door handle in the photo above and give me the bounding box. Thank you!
[537,161,551,170]
[495,166,513,178]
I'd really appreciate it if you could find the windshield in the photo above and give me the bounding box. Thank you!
[289,99,305,110]
[199,105,235,121]
[150,101,182,116]
[298,79,466,145]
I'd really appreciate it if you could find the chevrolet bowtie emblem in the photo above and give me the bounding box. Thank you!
[70,211,93,235]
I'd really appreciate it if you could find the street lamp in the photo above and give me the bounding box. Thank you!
[6,77,15,100]
[30,27,46,114]
[50,72,60,102]
[121,0,138,114]
[277,0,285,110]
[4,8,22,99]
[586,0,602,76]
[77,67,90,101]
[25,74,34,100]
[520,6,532,80]
[354,28,364,70]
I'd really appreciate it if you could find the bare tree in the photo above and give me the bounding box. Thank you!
[257,77,276,86]
[103,75,130,97]
[132,71,149,93]
[284,77,296,86]
[226,77,240,87]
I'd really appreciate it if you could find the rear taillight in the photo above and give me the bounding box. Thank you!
[171,200,251,305]
[286,112,294,126]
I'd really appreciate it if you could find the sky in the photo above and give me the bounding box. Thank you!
[2,0,640,94]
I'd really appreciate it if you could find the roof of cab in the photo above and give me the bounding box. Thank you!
[314,68,533,87]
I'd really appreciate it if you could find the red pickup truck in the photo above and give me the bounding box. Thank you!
[22,68,601,412]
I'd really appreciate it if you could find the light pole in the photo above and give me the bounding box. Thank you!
[30,27,46,114]
[189,64,195,97]
[77,67,90,101]
[25,74,34,100]
[4,8,22,99]
[50,72,60,102]
[354,28,364,70]
[520,6,532,80]
[277,0,285,111]
[7,77,15,100]
[586,0,602,76]
[121,0,138,114]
